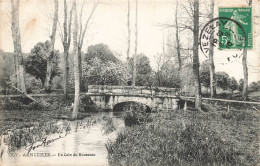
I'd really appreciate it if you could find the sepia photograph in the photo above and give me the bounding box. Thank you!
[0,0,259,165]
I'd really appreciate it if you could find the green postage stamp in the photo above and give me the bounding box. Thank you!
[219,7,252,49]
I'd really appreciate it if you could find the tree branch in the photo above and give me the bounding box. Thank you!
[79,0,99,48]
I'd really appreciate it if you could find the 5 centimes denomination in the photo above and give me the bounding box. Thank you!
[219,7,252,50]
[200,17,246,58]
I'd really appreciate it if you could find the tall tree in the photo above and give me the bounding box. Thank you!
[215,72,229,91]
[11,0,26,93]
[175,0,182,72]
[62,0,73,101]
[228,77,238,96]
[242,0,252,99]
[208,0,216,98]
[77,0,99,91]
[129,54,152,86]
[11,0,19,89]
[24,41,60,88]
[126,0,131,77]
[193,0,202,110]
[45,0,59,92]
[238,78,244,93]
[132,0,138,87]
[72,1,79,120]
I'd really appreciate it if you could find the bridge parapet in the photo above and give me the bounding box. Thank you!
[88,85,179,97]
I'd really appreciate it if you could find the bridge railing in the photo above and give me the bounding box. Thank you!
[87,85,179,97]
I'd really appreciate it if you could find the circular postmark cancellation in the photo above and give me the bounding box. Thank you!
[200,17,247,59]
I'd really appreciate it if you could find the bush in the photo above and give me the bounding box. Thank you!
[2,98,25,110]
[25,74,42,94]
[107,112,242,166]
[80,95,99,112]
[179,123,238,165]
[27,101,46,111]
[123,104,152,127]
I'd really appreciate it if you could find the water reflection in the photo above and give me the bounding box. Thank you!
[0,112,125,166]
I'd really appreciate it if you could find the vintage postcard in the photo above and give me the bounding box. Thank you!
[0,0,259,166]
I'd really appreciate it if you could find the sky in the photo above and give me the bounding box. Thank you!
[0,0,259,83]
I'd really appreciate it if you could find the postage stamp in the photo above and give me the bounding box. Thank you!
[200,17,246,58]
[219,7,252,50]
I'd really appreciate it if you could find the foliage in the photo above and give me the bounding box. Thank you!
[79,95,99,112]
[1,98,25,110]
[83,44,126,86]
[107,107,259,166]
[85,43,119,64]
[216,72,229,90]
[123,103,152,126]
[160,61,181,88]
[129,54,153,86]
[0,51,16,94]
[25,73,42,93]
[180,63,195,94]
[27,101,46,111]
[24,41,61,87]
[238,79,244,92]
[153,53,181,88]
[82,58,127,86]
[228,77,238,93]
[248,81,260,92]
[200,61,210,88]
[106,111,244,166]
[102,117,116,134]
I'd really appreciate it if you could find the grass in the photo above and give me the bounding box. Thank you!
[106,103,259,166]
[201,90,260,102]
[102,117,116,135]
[0,96,93,135]
[0,96,96,155]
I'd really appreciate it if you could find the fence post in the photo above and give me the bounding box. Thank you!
[184,99,187,111]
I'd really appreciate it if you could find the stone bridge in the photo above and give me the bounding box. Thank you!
[86,85,180,112]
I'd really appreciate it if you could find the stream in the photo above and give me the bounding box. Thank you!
[0,112,125,166]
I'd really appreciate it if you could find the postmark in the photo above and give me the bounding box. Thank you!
[219,7,252,50]
[200,17,246,59]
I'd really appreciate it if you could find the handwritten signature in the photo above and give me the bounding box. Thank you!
[25,125,71,154]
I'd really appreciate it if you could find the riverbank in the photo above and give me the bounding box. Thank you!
[0,96,97,135]
[106,103,259,166]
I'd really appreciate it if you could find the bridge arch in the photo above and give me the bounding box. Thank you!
[113,101,151,112]
[87,85,179,112]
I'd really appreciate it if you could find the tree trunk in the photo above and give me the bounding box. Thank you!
[193,0,201,110]
[72,1,79,120]
[132,0,138,87]
[11,0,19,88]
[175,0,182,88]
[78,48,84,91]
[13,55,19,88]
[77,0,98,91]
[63,47,69,100]
[11,25,19,89]
[157,71,161,87]
[126,0,131,78]
[11,0,26,93]
[242,0,252,99]
[209,0,216,98]
[242,49,248,99]
[41,78,45,89]
[78,50,82,87]
[62,0,72,102]
[76,1,98,91]
[175,0,181,72]
[45,0,58,93]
